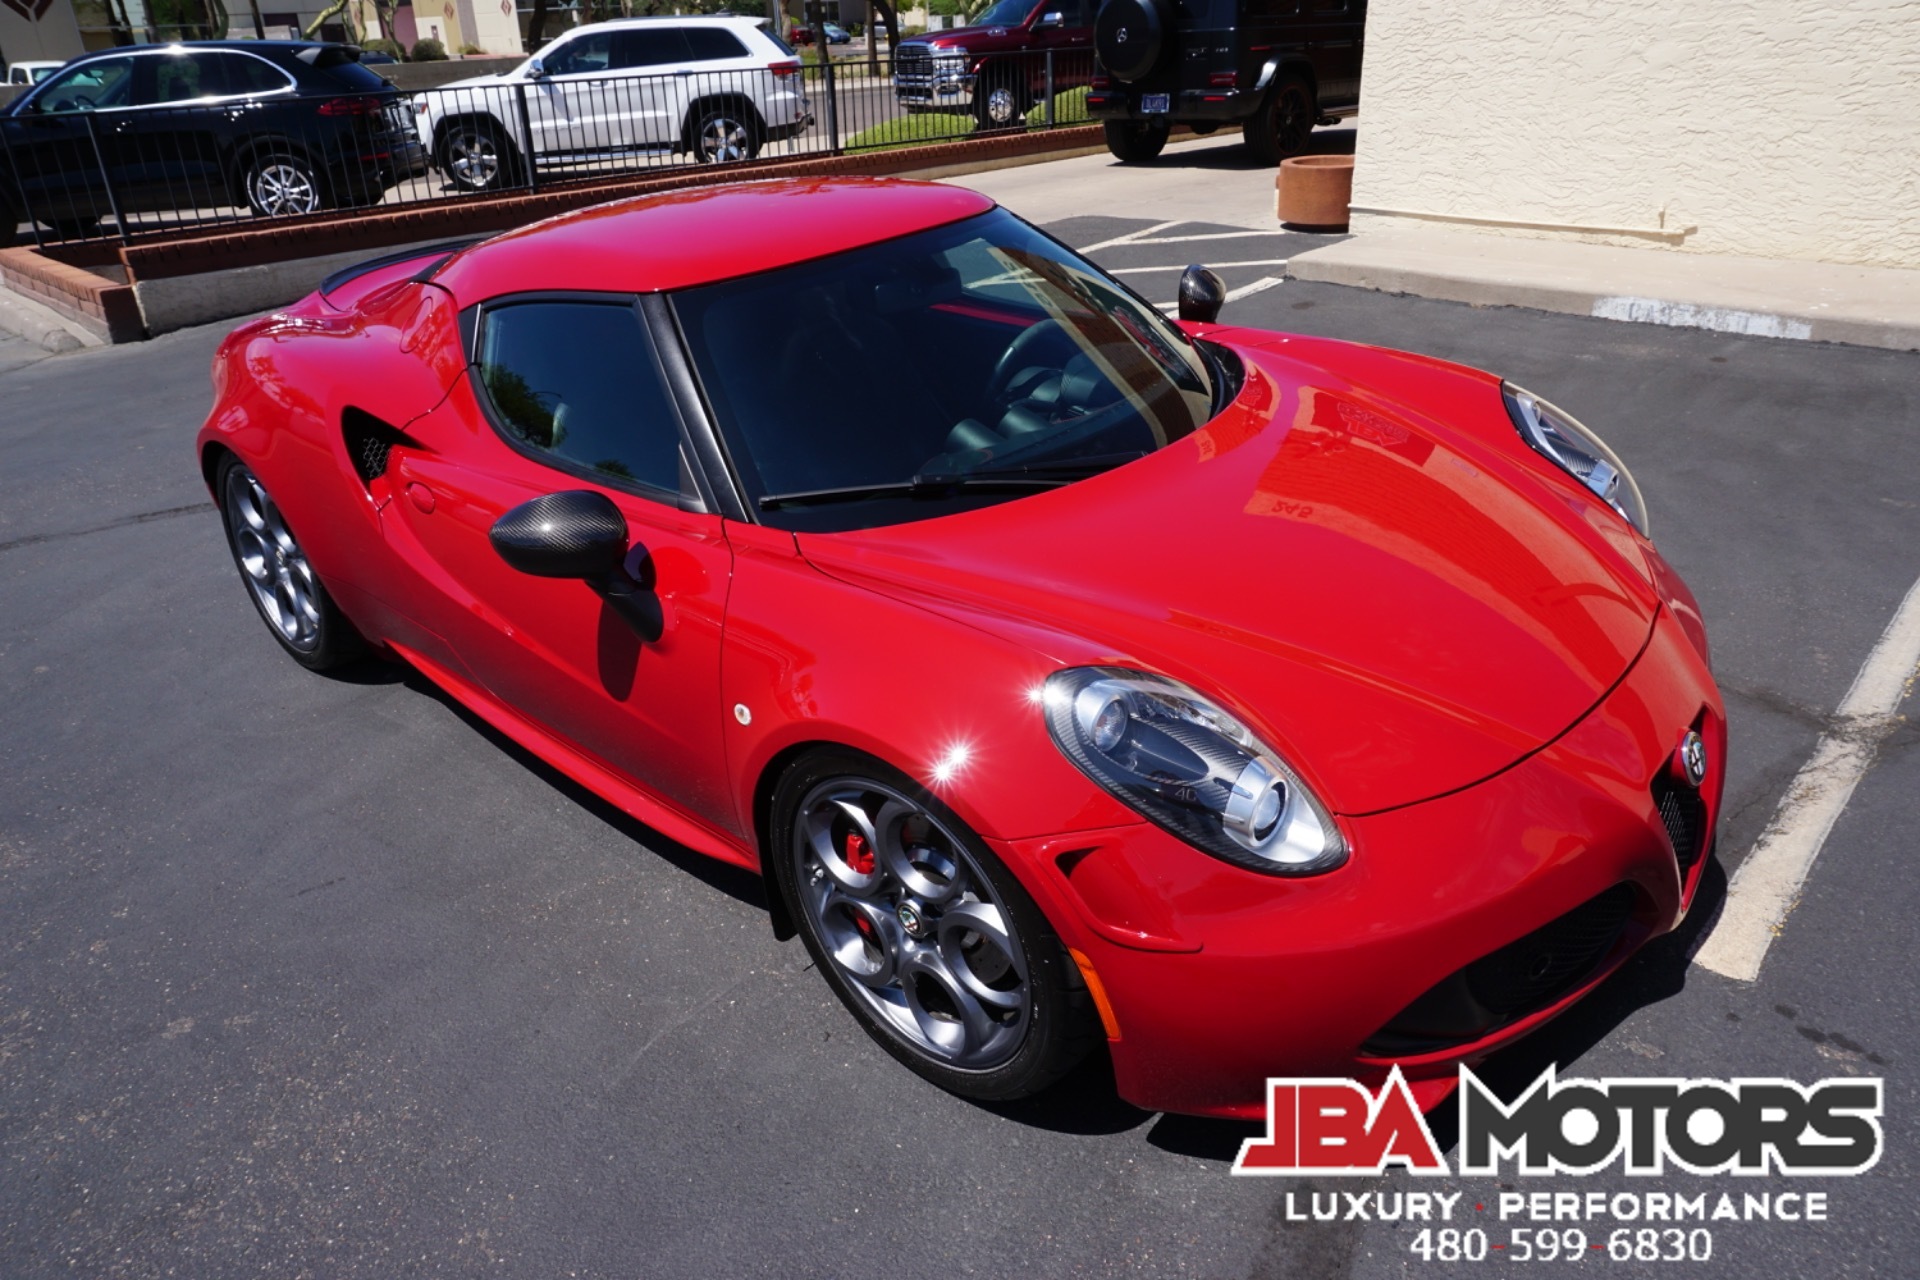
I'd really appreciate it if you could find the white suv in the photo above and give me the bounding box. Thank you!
[416,17,810,191]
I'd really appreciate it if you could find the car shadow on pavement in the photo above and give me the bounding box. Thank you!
[385,658,774,915]
[1143,126,1357,173]
[982,1047,1157,1136]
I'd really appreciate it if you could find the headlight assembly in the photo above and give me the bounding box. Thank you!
[1503,383,1650,538]
[1042,667,1347,876]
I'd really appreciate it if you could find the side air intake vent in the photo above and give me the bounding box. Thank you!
[342,408,415,489]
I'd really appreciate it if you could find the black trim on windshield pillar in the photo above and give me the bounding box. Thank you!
[647,293,751,524]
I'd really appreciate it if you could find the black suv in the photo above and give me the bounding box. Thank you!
[0,42,427,242]
[1086,0,1363,163]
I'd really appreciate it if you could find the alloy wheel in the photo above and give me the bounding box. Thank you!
[697,114,752,163]
[983,85,1020,127]
[249,160,319,216]
[446,131,501,188]
[223,465,322,653]
[791,776,1031,1070]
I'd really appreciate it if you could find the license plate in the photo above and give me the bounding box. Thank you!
[1142,93,1170,114]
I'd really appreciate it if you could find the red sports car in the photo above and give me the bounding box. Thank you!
[198,178,1723,1119]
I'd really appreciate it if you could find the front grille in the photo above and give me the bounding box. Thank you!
[1651,773,1708,877]
[1361,885,1637,1057]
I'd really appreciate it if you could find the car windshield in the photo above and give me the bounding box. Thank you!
[972,0,1037,26]
[672,208,1215,532]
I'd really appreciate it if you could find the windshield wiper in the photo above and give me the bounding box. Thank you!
[757,453,1147,511]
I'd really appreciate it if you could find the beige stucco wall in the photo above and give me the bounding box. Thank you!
[1,3,85,65]
[1351,0,1920,270]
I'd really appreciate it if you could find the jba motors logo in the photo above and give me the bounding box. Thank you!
[1233,1066,1883,1177]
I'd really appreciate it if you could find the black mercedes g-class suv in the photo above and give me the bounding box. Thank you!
[1086,0,1363,163]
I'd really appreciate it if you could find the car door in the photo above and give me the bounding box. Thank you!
[381,294,741,838]
[104,50,281,218]
[609,26,695,149]
[3,55,139,228]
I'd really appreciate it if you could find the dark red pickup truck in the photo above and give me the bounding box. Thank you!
[891,0,1096,129]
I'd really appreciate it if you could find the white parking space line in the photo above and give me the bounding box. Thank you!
[1156,276,1285,313]
[1694,571,1920,982]
[1126,231,1288,246]
[1079,219,1188,254]
[1111,259,1290,275]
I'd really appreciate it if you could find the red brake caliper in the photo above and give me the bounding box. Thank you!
[844,830,875,875]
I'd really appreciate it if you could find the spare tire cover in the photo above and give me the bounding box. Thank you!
[1095,0,1166,83]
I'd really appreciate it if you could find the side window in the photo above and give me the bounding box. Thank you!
[216,54,295,96]
[31,57,134,112]
[614,28,695,68]
[152,53,214,103]
[477,301,684,495]
[543,32,614,76]
[682,29,748,61]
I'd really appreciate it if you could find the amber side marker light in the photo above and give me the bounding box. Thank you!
[1069,948,1123,1041]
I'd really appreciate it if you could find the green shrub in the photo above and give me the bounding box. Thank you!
[410,37,448,61]
[458,43,484,56]
[845,112,975,152]
[359,37,403,59]
[1026,85,1090,129]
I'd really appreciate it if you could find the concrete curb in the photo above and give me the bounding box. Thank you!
[0,282,104,354]
[1286,225,1920,353]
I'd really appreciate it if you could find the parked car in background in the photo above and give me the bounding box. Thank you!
[792,22,852,45]
[892,0,1094,129]
[1087,0,1365,163]
[415,16,810,192]
[6,61,64,87]
[0,41,426,241]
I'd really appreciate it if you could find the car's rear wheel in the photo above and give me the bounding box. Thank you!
[1103,119,1170,163]
[242,152,324,217]
[690,106,761,163]
[1243,74,1315,164]
[217,457,365,670]
[437,119,518,192]
[770,750,1100,1101]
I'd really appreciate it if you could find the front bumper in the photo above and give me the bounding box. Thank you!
[994,602,1723,1119]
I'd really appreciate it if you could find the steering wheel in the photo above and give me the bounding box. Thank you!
[984,319,1068,405]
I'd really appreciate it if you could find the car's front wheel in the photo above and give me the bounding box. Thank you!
[217,456,365,670]
[242,152,324,217]
[973,73,1027,130]
[770,750,1101,1101]
[436,119,518,192]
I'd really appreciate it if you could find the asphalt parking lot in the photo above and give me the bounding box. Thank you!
[1,175,1916,1277]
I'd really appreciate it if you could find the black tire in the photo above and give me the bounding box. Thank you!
[1243,74,1316,165]
[972,71,1028,131]
[688,104,762,163]
[215,455,367,671]
[435,118,519,192]
[769,749,1102,1102]
[48,215,100,241]
[1103,118,1170,163]
[240,151,325,217]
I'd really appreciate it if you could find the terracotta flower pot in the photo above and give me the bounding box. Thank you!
[1277,155,1355,231]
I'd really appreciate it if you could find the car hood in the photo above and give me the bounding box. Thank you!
[433,71,516,91]
[795,335,1660,816]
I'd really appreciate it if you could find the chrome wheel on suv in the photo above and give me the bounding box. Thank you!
[692,108,759,163]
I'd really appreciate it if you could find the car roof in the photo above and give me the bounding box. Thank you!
[556,15,768,29]
[432,178,999,303]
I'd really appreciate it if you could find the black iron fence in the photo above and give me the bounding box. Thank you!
[0,49,1099,248]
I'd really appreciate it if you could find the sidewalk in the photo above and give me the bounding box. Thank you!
[1285,226,1920,354]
